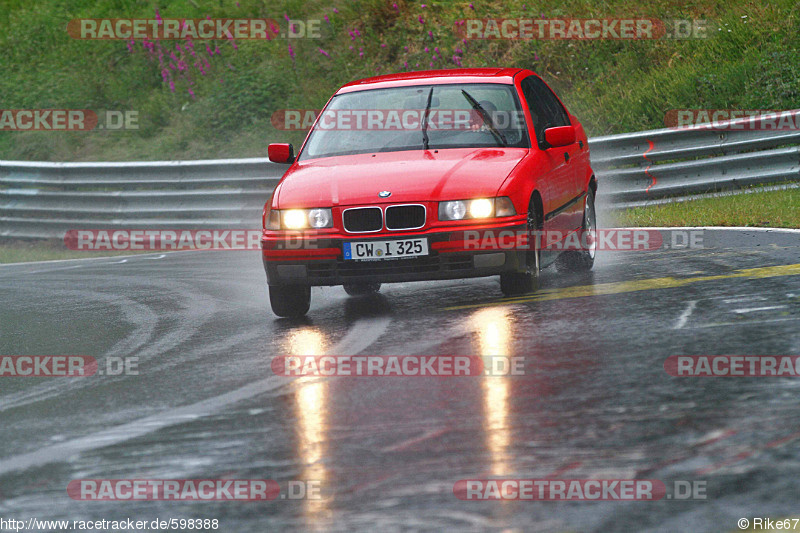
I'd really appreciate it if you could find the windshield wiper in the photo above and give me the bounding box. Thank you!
[460,90,508,147]
[421,87,434,150]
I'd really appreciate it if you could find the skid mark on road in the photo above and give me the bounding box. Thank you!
[0,317,391,476]
[445,263,800,311]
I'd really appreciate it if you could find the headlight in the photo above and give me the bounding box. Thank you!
[283,209,308,229]
[469,198,493,218]
[271,208,334,230]
[438,197,515,221]
[440,200,468,221]
[308,208,331,228]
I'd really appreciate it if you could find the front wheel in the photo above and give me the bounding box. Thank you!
[500,197,540,296]
[556,191,596,272]
[269,285,311,317]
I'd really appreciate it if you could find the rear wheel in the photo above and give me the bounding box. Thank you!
[500,198,540,296]
[269,285,311,317]
[343,283,381,296]
[556,191,596,272]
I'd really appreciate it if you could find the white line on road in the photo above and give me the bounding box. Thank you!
[673,300,697,329]
[732,305,788,314]
[0,316,391,476]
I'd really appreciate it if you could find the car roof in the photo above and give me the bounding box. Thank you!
[336,68,527,94]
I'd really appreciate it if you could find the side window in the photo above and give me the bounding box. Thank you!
[520,77,550,148]
[521,76,570,149]
[530,76,570,128]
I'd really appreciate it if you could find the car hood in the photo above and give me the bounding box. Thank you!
[275,147,528,207]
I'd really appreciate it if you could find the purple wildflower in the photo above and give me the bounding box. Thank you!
[318,48,330,57]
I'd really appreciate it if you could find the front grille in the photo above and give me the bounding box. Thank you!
[343,207,382,232]
[385,205,426,230]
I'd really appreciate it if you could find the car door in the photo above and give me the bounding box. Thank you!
[520,76,579,237]
[526,76,583,231]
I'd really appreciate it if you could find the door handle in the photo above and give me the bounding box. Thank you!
[564,152,570,163]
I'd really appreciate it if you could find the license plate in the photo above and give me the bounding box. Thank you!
[343,238,428,261]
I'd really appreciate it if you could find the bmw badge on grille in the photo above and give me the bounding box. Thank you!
[378,191,391,198]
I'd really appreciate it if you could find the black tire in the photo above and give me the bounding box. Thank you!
[343,283,381,296]
[500,197,540,296]
[269,285,311,317]
[555,191,596,273]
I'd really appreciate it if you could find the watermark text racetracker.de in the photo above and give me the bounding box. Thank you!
[0,356,138,377]
[271,108,526,131]
[454,479,707,500]
[68,479,322,501]
[665,109,800,131]
[67,18,326,40]
[456,18,708,40]
[665,356,800,377]
[272,355,524,377]
[64,229,706,252]
[0,109,138,131]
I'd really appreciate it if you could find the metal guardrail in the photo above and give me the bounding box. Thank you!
[590,109,800,208]
[0,159,282,239]
[2,111,798,239]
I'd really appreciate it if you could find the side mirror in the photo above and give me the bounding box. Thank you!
[268,143,295,164]
[544,126,575,148]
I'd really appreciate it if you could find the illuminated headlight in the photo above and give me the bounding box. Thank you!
[469,198,493,219]
[275,208,334,230]
[283,209,308,229]
[438,198,515,221]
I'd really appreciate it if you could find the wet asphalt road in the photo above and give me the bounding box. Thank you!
[0,228,799,532]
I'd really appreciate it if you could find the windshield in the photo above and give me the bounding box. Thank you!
[300,83,529,160]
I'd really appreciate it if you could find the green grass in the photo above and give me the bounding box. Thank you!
[0,0,798,161]
[617,187,800,228]
[0,240,157,264]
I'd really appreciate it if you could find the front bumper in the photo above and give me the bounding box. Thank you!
[262,221,527,286]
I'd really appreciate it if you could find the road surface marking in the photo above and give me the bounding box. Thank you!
[731,305,788,314]
[444,263,800,311]
[0,317,391,476]
[673,300,697,329]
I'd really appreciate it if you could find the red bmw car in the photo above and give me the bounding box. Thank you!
[263,68,597,317]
